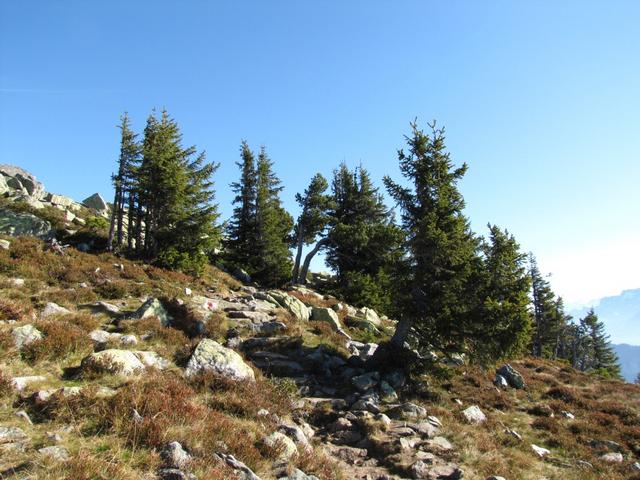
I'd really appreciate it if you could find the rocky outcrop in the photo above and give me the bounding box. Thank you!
[496,364,525,389]
[82,193,108,212]
[0,165,45,199]
[185,339,255,381]
[267,291,310,321]
[12,324,44,348]
[134,298,173,326]
[0,209,53,238]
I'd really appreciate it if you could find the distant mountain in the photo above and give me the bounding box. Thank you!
[569,288,640,346]
[613,344,640,383]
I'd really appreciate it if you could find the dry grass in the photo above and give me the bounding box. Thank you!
[21,318,92,363]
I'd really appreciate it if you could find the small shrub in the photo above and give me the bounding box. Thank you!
[0,297,32,321]
[22,319,91,363]
[532,417,560,434]
[95,280,131,300]
[0,369,13,398]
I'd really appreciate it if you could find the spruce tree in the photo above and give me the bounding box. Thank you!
[252,147,294,286]
[131,109,220,274]
[292,173,332,284]
[108,113,140,251]
[324,163,403,312]
[529,255,566,358]
[474,225,532,362]
[383,121,480,353]
[578,309,621,378]
[225,141,258,273]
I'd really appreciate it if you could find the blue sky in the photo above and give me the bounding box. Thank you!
[1,1,639,306]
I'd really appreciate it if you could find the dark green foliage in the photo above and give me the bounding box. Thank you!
[384,121,480,353]
[324,163,403,313]
[472,225,532,362]
[109,110,220,276]
[574,309,621,378]
[225,143,293,287]
[529,255,569,358]
[253,147,294,286]
[292,173,332,284]
[225,141,258,271]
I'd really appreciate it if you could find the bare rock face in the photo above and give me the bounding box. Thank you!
[0,165,46,199]
[462,405,486,424]
[82,193,108,212]
[12,324,44,349]
[0,209,52,238]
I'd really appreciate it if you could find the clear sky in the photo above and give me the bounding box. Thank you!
[1,1,639,307]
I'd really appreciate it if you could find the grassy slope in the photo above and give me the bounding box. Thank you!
[0,235,638,479]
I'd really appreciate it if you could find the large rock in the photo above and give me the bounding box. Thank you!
[262,431,298,460]
[0,165,45,199]
[82,193,108,211]
[160,441,192,469]
[496,364,525,389]
[134,298,172,326]
[12,324,44,348]
[45,193,75,208]
[268,291,310,321]
[0,209,53,238]
[185,339,255,381]
[0,426,28,444]
[80,349,169,376]
[311,307,344,332]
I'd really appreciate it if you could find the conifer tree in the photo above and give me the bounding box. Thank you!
[578,309,621,378]
[529,255,566,358]
[225,141,258,271]
[292,173,332,284]
[473,225,532,361]
[383,121,480,353]
[252,147,294,286]
[108,113,140,251]
[131,109,220,274]
[324,163,403,312]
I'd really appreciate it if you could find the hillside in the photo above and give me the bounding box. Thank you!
[1,237,640,479]
[1,166,640,479]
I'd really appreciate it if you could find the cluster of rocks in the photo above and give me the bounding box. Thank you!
[0,164,109,239]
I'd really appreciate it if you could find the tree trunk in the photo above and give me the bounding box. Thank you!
[127,193,135,251]
[107,183,121,251]
[299,238,328,284]
[291,229,305,284]
[389,316,414,349]
[116,189,125,248]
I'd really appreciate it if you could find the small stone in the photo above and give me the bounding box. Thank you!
[351,371,380,392]
[632,462,640,471]
[11,375,47,391]
[120,334,138,346]
[600,452,623,463]
[38,445,70,461]
[531,444,550,458]
[0,425,28,444]
[160,441,192,469]
[0,239,10,250]
[41,302,71,318]
[562,411,575,419]
[462,405,486,424]
[15,410,32,425]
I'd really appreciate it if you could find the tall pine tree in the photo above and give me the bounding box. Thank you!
[383,121,480,354]
[473,225,532,362]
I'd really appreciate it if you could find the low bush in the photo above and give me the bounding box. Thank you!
[22,319,91,363]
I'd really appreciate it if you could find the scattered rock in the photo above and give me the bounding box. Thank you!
[351,371,380,392]
[41,302,71,318]
[11,375,47,391]
[12,324,44,348]
[389,402,427,420]
[462,405,486,424]
[0,426,28,444]
[263,431,298,460]
[600,452,623,463]
[135,298,172,326]
[95,301,121,315]
[496,364,525,389]
[531,444,550,458]
[160,441,192,469]
[81,349,146,376]
[215,452,262,480]
[38,445,70,461]
[0,209,53,238]
[185,338,255,381]
[311,307,345,333]
[268,291,310,321]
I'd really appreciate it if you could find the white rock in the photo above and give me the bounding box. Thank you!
[600,452,623,463]
[41,302,71,318]
[462,405,486,424]
[262,431,298,460]
[531,444,550,458]
[12,324,44,348]
[185,339,255,381]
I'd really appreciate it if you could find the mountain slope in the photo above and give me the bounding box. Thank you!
[614,343,640,383]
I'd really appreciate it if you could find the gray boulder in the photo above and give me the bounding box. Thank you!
[135,298,172,326]
[42,302,71,318]
[0,426,28,444]
[268,291,310,321]
[0,209,52,238]
[160,441,192,469]
[462,405,486,424]
[496,364,525,389]
[12,324,44,348]
[311,307,346,333]
[185,339,255,381]
[83,193,108,211]
[81,349,169,376]
[0,165,45,198]
[262,431,298,460]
